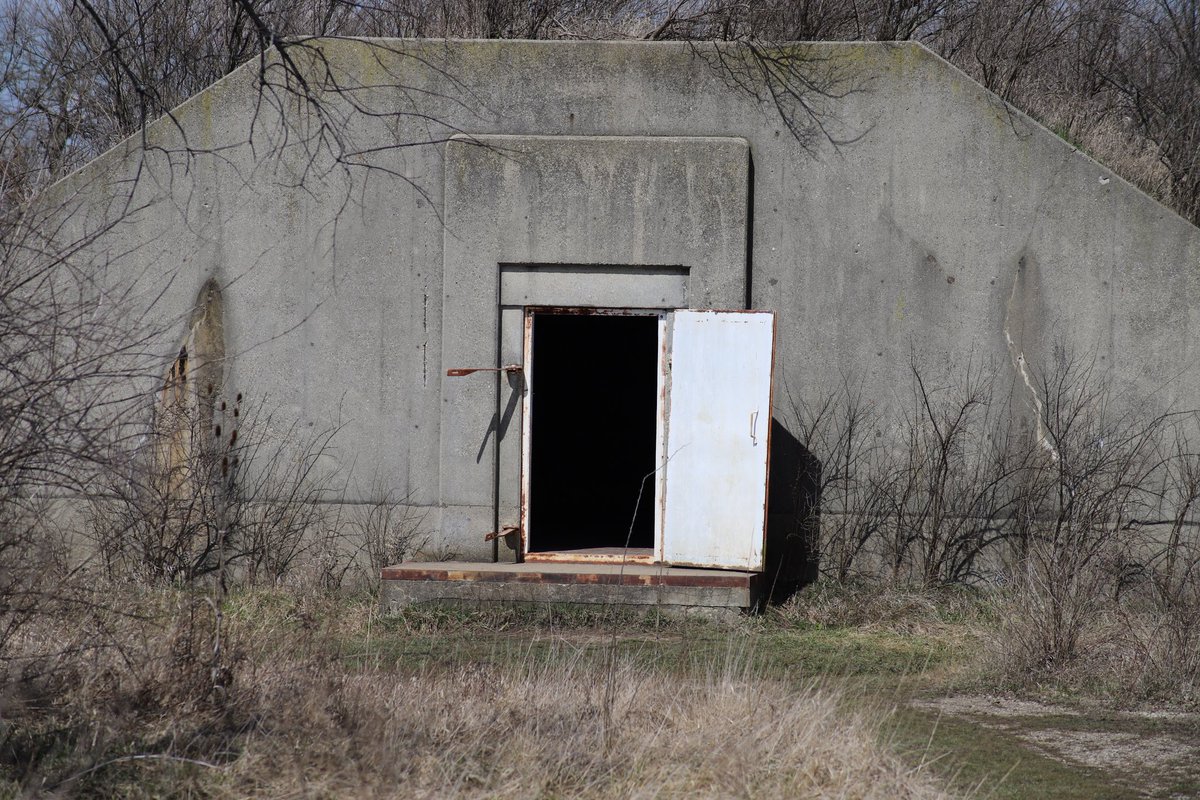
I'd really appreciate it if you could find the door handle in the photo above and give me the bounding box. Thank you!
[485,525,521,542]
[447,365,523,377]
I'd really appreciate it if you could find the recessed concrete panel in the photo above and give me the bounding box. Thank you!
[440,135,750,558]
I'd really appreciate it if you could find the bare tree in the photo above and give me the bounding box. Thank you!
[934,0,1079,100]
[1099,0,1200,222]
[0,178,163,651]
[5,0,1194,222]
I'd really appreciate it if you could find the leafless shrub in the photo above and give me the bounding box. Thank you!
[346,474,428,581]
[1150,439,1200,675]
[927,0,1200,225]
[965,352,1200,702]
[878,356,1033,586]
[786,374,891,583]
[998,357,1168,671]
[88,389,347,589]
[231,406,345,587]
[1111,424,1200,699]
[790,350,1200,697]
[88,387,229,585]
[1,197,154,502]
[0,495,77,655]
[1096,0,1200,224]
[997,548,1121,679]
[0,163,160,662]
[935,0,1080,102]
[789,355,1036,586]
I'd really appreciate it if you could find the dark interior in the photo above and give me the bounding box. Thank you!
[528,312,658,552]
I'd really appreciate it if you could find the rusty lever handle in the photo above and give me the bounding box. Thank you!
[446,365,523,377]
[484,525,521,542]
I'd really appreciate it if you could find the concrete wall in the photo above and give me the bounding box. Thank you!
[50,39,1200,567]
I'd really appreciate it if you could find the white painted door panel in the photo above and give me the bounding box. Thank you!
[660,310,774,570]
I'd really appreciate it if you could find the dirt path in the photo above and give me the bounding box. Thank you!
[909,694,1200,799]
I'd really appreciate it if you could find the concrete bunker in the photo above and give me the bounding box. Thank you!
[51,40,1200,612]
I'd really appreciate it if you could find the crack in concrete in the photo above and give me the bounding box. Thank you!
[1004,260,1059,462]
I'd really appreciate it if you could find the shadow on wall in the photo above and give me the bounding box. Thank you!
[765,417,821,603]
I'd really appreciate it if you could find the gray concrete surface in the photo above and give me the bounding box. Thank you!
[45,40,1200,570]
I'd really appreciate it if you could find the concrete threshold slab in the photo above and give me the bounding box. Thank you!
[380,561,763,611]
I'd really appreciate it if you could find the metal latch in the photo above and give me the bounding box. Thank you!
[484,525,521,542]
[446,365,523,377]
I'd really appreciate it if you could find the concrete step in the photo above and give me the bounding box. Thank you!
[381,561,763,611]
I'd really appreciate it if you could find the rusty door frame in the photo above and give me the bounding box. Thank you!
[520,306,669,565]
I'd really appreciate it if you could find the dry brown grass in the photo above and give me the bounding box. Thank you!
[988,593,1200,708]
[0,587,957,799]
[774,582,992,638]
[1019,92,1176,209]
[226,655,952,799]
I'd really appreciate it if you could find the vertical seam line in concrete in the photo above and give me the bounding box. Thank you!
[744,150,755,310]
[492,260,502,563]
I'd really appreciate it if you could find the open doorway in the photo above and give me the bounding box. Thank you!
[523,310,661,560]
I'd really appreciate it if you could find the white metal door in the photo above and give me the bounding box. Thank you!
[659,310,775,570]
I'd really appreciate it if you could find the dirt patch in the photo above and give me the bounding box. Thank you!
[518,630,686,646]
[911,694,1079,719]
[1021,729,1192,774]
[910,694,1200,798]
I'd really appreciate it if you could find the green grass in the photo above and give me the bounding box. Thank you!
[887,708,1133,800]
[339,609,962,691]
